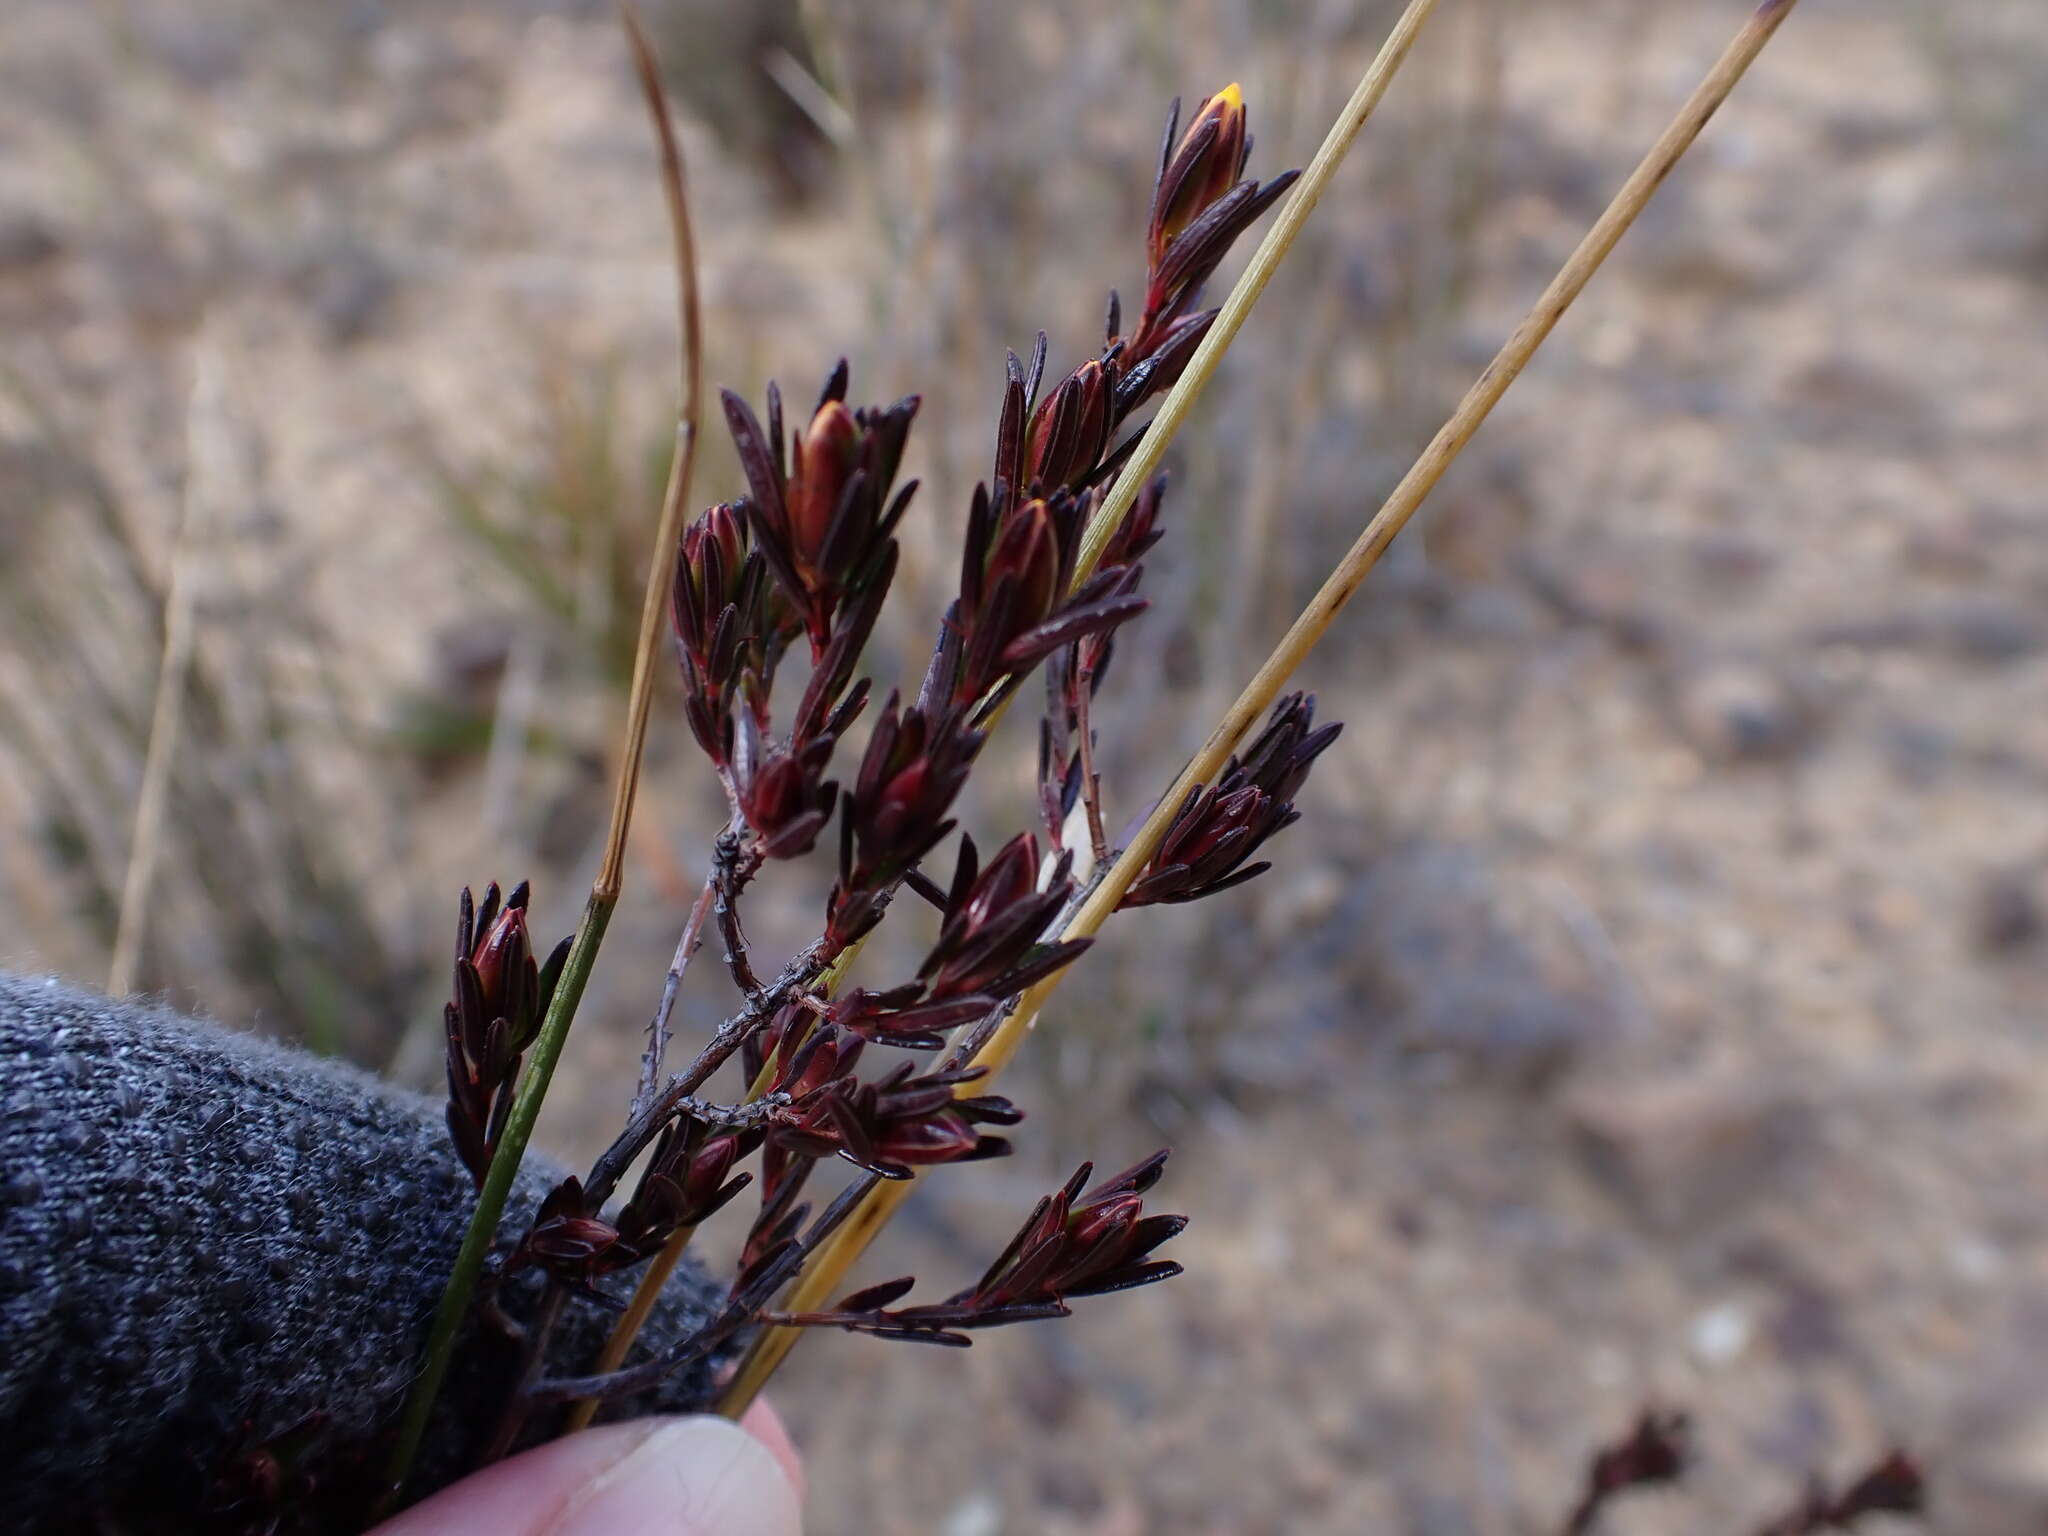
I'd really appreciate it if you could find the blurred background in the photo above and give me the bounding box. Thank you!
[3,0,2045,1529]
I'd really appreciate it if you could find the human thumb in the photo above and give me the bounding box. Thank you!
[372,1415,803,1536]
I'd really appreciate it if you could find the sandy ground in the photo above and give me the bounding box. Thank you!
[3,0,2046,1530]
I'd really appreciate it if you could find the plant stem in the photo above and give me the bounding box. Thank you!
[379,4,703,1506]
[108,342,218,996]
[1073,649,1109,868]
[592,3,704,908]
[560,1222,697,1434]
[716,0,1802,1419]
[712,828,766,994]
[482,1285,569,1462]
[636,868,720,1113]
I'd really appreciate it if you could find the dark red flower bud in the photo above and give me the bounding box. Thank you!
[870,1109,987,1169]
[1585,1411,1690,1497]
[685,1134,744,1209]
[989,498,1064,636]
[945,485,1149,712]
[468,890,536,1042]
[829,988,991,1050]
[507,1177,622,1288]
[1096,472,1168,573]
[856,1063,1018,1176]
[831,695,983,936]
[787,398,860,572]
[732,709,838,861]
[1149,84,1248,268]
[1025,359,1114,493]
[443,882,568,1188]
[782,1152,1184,1347]
[765,1155,1187,1343]
[974,1152,1184,1304]
[525,1212,620,1268]
[1831,1452,1925,1520]
[741,996,812,1087]
[918,833,1090,1001]
[722,362,919,659]
[1121,692,1341,908]
[1126,89,1297,367]
[613,1119,759,1262]
[765,1056,1016,1182]
[673,501,748,663]
[772,1023,864,1104]
[670,500,788,769]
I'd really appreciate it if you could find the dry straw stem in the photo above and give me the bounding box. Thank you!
[381,4,703,1501]
[719,0,1803,1418]
[597,2,705,904]
[107,342,221,997]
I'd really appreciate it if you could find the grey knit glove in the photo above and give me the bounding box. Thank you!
[0,973,730,1532]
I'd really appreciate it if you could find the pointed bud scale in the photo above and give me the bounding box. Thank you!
[1025,359,1114,492]
[916,833,1089,1002]
[1149,84,1248,268]
[670,500,788,771]
[985,499,1064,638]
[723,364,920,658]
[468,894,534,1035]
[788,399,861,573]
[871,1110,988,1169]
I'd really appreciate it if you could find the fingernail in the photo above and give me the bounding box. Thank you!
[548,1415,802,1536]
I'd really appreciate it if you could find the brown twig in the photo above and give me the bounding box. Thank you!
[635,866,720,1114]
[716,0,1804,1418]
[712,827,767,995]
[1072,648,1109,867]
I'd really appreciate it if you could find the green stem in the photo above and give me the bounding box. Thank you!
[378,888,615,1509]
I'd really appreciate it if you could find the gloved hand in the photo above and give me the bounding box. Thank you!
[0,972,784,1532]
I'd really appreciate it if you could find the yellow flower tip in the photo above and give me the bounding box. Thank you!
[1214,82,1245,112]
